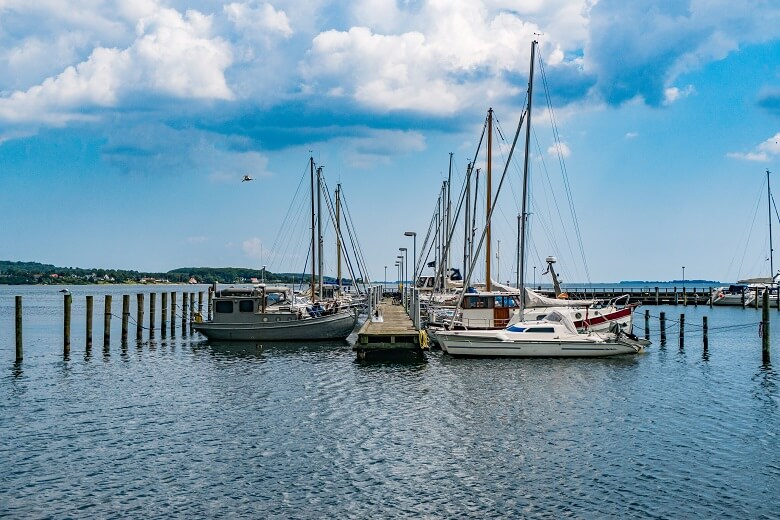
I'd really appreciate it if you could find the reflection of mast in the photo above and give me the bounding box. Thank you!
[486,108,493,292]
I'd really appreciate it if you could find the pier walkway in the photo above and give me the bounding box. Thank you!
[354,298,425,361]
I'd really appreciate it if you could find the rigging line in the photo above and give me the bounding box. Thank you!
[738,178,766,279]
[325,182,365,288]
[267,160,310,271]
[335,186,371,290]
[339,186,374,287]
[537,54,591,284]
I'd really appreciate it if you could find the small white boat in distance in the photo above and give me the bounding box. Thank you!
[435,311,643,358]
[710,284,755,306]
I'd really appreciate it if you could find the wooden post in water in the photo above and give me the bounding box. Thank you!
[103,295,112,348]
[709,286,713,307]
[674,287,678,305]
[171,292,177,335]
[136,293,144,341]
[208,287,213,320]
[693,288,697,307]
[121,295,130,344]
[762,290,770,363]
[189,292,195,323]
[655,287,659,306]
[86,295,93,351]
[161,292,168,337]
[679,313,685,350]
[149,292,156,337]
[63,293,72,357]
[644,309,650,340]
[660,311,666,346]
[15,296,23,362]
[198,291,204,320]
[181,294,188,333]
[703,316,708,353]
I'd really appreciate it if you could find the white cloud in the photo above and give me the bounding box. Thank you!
[727,133,780,162]
[663,85,695,105]
[225,2,293,39]
[0,5,233,124]
[547,141,571,158]
[625,132,639,139]
[242,237,265,260]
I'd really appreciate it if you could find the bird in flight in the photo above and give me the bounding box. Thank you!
[242,175,253,182]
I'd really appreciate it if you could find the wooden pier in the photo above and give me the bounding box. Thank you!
[535,286,726,306]
[354,298,426,361]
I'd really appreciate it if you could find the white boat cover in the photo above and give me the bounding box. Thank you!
[539,310,580,335]
[523,288,595,308]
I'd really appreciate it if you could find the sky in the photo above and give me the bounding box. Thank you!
[1,0,779,284]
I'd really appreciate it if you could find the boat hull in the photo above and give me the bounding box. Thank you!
[436,333,641,357]
[192,310,358,341]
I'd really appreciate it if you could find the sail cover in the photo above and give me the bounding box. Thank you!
[524,288,595,308]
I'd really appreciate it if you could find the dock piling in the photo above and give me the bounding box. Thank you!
[86,295,93,351]
[161,292,168,337]
[181,294,188,333]
[136,294,144,342]
[171,292,177,335]
[644,310,650,341]
[149,292,156,337]
[198,291,203,319]
[679,313,685,350]
[63,293,72,357]
[103,295,112,349]
[660,312,666,346]
[15,296,23,362]
[703,316,708,353]
[121,295,130,344]
[762,291,770,363]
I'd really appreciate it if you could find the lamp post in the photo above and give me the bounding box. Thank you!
[395,261,402,296]
[384,265,387,297]
[533,266,536,289]
[397,254,405,308]
[399,247,408,308]
[261,265,266,284]
[404,231,417,289]
[682,266,685,287]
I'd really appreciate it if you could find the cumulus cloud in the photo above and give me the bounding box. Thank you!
[663,84,695,105]
[625,132,639,139]
[0,4,233,124]
[547,141,571,158]
[727,132,780,162]
[333,128,427,167]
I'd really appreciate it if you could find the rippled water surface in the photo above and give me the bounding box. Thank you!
[1,285,779,518]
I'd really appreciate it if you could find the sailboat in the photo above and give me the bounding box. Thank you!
[435,40,643,357]
[192,157,358,341]
[711,169,778,307]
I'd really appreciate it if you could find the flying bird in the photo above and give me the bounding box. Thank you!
[242,175,253,182]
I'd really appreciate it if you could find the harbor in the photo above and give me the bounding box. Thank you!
[1,283,778,518]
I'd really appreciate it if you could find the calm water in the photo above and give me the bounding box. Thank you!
[1,285,778,518]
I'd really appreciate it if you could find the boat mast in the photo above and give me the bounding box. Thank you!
[310,157,316,301]
[769,169,774,279]
[336,183,342,295]
[463,161,472,278]
[519,40,537,315]
[486,108,493,292]
[447,152,453,278]
[471,168,480,264]
[317,165,324,300]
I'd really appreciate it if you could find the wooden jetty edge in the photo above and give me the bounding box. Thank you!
[354,297,426,361]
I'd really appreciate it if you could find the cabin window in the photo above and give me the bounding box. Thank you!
[215,301,233,313]
[239,300,254,312]
[494,296,518,308]
[525,327,555,333]
[463,296,493,309]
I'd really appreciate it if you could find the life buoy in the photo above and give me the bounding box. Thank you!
[718,292,724,299]
[418,329,429,350]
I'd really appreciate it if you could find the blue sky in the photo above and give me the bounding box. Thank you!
[1,0,779,283]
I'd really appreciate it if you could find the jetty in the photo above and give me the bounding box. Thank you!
[354,297,426,361]
[535,286,768,307]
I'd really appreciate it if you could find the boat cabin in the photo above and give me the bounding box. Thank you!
[459,291,521,328]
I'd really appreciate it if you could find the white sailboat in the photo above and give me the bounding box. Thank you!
[436,40,643,358]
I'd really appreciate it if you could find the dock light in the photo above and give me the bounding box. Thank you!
[404,231,417,289]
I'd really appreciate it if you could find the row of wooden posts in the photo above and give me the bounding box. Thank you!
[13,290,212,362]
[640,291,772,363]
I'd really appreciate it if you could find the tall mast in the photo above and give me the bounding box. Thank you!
[310,157,316,301]
[447,152,453,277]
[463,162,472,277]
[769,169,774,279]
[471,168,480,264]
[316,165,324,300]
[519,40,537,314]
[486,108,493,292]
[336,184,342,295]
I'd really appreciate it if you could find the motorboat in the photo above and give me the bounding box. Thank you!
[435,310,644,357]
[710,284,755,306]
